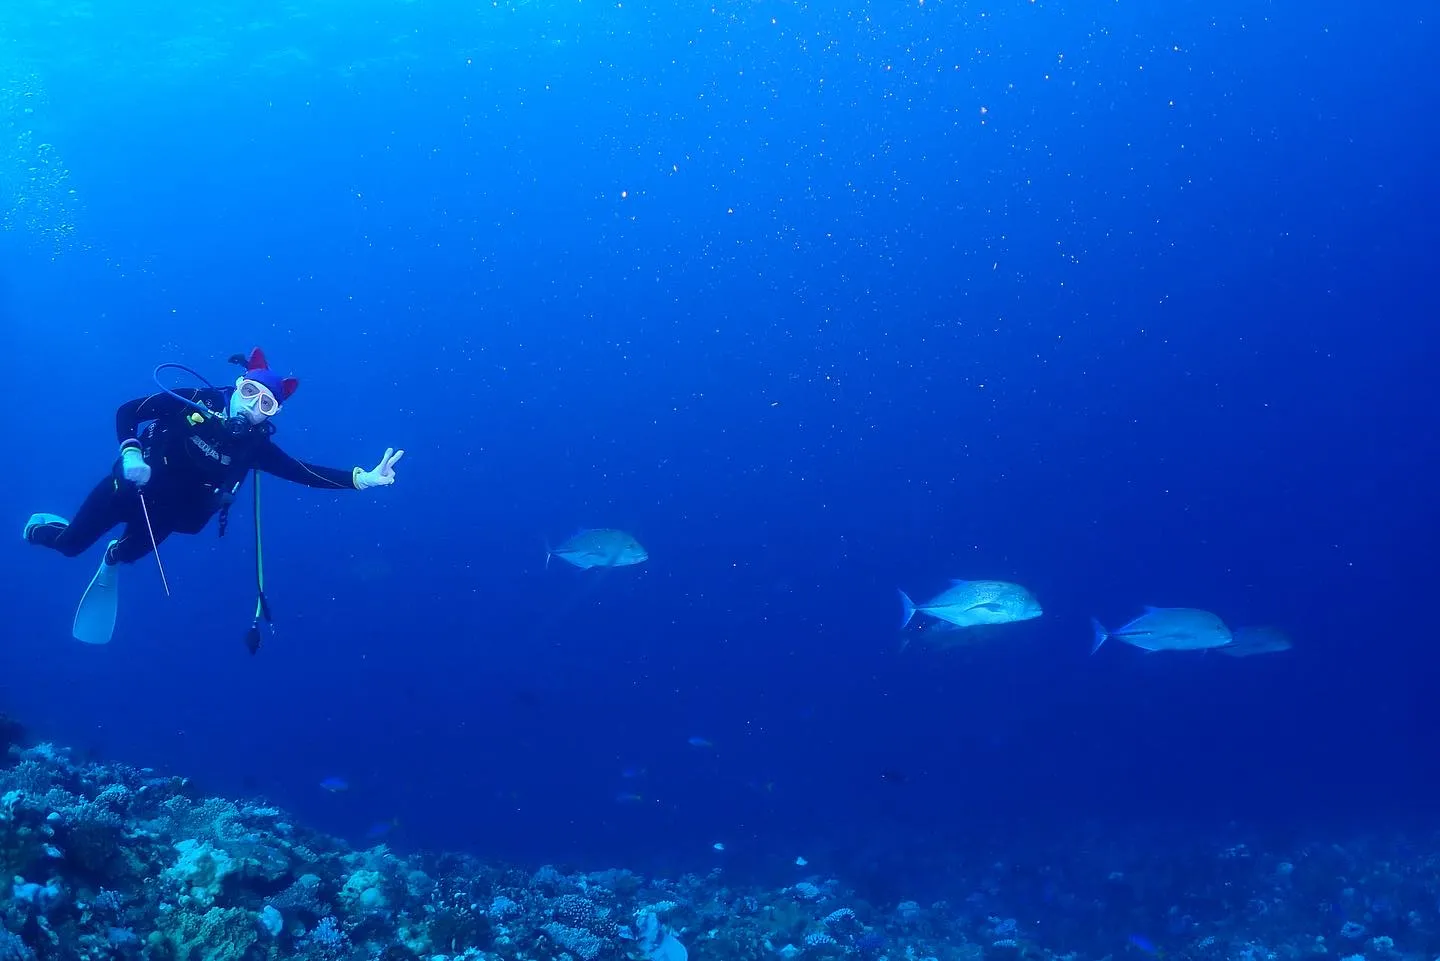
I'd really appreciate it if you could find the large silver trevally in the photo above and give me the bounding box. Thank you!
[898,579,1043,630]
[1218,625,1293,657]
[1090,606,1232,654]
[547,529,649,570]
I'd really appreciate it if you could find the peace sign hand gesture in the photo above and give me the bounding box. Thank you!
[355,448,405,490]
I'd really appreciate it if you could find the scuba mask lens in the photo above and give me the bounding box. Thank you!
[238,379,281,416]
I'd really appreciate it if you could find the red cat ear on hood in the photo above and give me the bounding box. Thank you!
[280,377,300,401]
[247,346,270,371]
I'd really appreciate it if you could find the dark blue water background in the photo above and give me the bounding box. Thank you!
[1,0,1436,897]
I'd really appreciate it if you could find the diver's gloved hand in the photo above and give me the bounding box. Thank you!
[353,447,405,490]
[121,446,152,486]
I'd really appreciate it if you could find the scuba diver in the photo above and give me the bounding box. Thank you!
[22,347,404,649]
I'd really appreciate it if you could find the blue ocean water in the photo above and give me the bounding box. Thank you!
[1,0,1437,910]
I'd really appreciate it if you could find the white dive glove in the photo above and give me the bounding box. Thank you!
[120,446,152,486]
[353,447,405,490]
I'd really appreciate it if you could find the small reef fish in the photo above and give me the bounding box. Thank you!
[900,618,1016,651]
[1128,934,1162,957]
[319,777,349,793]
[365,818,400,840]
[1218,625,1294,657]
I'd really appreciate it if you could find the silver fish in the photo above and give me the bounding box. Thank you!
[1090,606,1233,654]
[900,617,1013,651]
[899,579,1043,630]
[547,529,649,570]
[1218,625,1293,657]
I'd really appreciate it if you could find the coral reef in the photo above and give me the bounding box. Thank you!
[2,728,1438,961]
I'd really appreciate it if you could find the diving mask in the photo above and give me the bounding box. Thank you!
[238,378,282,417]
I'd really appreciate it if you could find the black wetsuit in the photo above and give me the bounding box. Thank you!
[29,387,356,564]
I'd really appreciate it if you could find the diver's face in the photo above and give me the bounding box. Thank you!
[231,377,278,425]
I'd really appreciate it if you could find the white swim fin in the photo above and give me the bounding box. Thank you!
[23,513,68,542]
[73,540,120,645]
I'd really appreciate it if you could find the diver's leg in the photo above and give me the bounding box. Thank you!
[108,481,199,564]
[107,521,172,564]
[26,477,124,558]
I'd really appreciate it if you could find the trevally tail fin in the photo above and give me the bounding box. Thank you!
[1089,618,1108,655]
[899,590,917,631]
